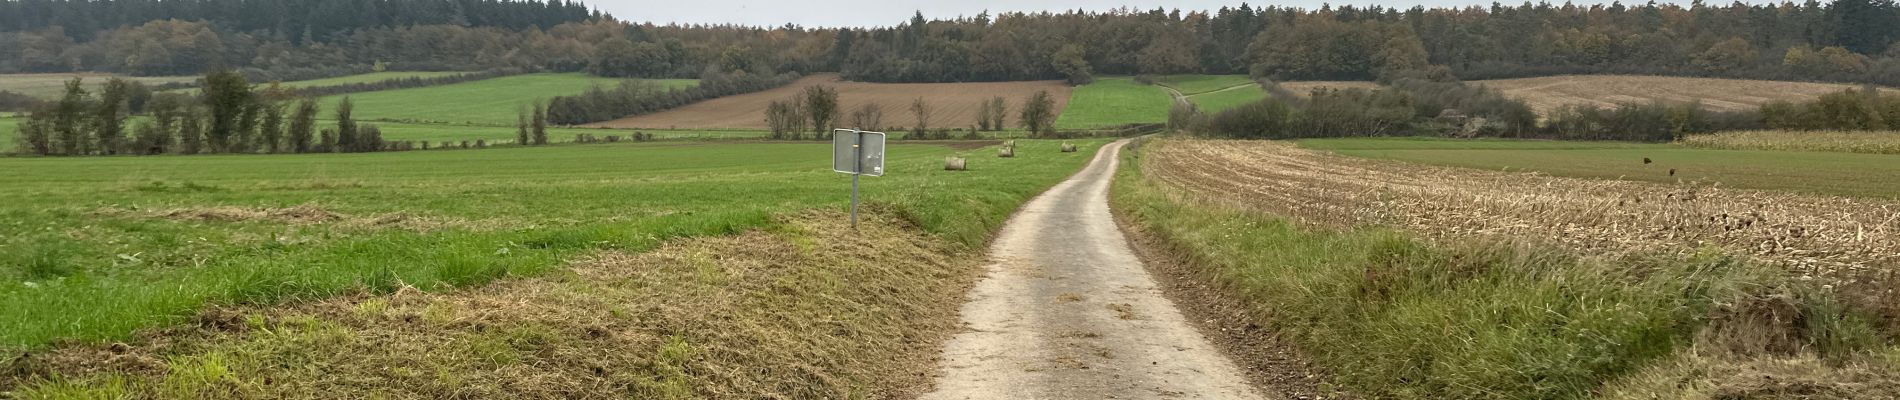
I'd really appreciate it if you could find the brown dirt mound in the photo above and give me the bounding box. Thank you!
[586,73,1073,130]
[1472,75,1898,114]
[2,211,980,399]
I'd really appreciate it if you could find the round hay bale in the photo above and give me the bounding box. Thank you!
[998,146,1015,158]
[1060,143,1077,152]
[944,157,967,171]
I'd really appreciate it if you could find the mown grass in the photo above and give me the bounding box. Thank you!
[1682,130,1900,155]
[0,139,1101,349]
[1155,74,1253,95]
[1112,138,1894,399]
[315,74,695,125]
[1054,77,1173,130]
[1300,137,1900,199]
[0,116,17,150]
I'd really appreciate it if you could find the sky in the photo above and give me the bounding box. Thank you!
[591,0,1666,28]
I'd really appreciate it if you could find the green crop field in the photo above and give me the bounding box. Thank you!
[1185,85,1266,113]
[0,117,16,150]
[316,74,696,125]
[275,71,467,88]
[1300,137,1900,199]
[1155,74,1252,95]
[0,139,1098,349]
[350,121,764,144]
[1054,77,1173,130]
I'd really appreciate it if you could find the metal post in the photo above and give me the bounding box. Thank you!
[850,130,862,228]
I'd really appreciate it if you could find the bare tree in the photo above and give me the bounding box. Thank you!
[988,97,1008,131]
[850,103,883,131]
[910,97,932,138]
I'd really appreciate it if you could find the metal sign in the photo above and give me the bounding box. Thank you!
[832,129,886,176]
[831,128,887,228]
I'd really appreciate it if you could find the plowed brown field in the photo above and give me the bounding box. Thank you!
[1145,139,1900,285]
[1472,75,1897,114]
[587,73,1072,130]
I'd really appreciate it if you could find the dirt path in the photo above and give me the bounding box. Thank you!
[920,140,1267,399]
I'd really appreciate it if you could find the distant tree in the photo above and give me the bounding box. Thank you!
[317,128,338,153]
[258,102,285,153]
[360,125,384,151]
[976,100,993,131]
[52,78,92,156]
[93,78,132,155]
[531,99,549,145]
[16,109,51,155]
[909,97,932,137]
[1695,38,1760,73]
[766,99,798,139]
[288,98,318,153]
[849,103,883,131]
[139,94,184,155]
[1052,44,1094,85]
[1019,90,1057,136]
[987,97,1008,131]
[517,105,531,145]
[202,69,254,153]
[801,85,840,137]
[234,103,260,153]
[334,97,356,152]
[177,105,205,154]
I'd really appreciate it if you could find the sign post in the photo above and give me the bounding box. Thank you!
[832,128,886,228]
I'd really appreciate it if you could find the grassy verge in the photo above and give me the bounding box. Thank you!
[0,140,1101,349]
[1054,77,1172,130]
[1300,137,1900,199]
[1111,138,1896,398]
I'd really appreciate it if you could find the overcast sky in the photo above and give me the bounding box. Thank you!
[592,0,1663,28]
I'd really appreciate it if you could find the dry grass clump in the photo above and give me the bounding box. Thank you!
[88,203,481,232]
[3,211,977,398]
[1682,130,1900,154]
[1147,139,1900,323]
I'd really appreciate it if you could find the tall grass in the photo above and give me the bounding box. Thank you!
[0,140,1102,349]
[1682,130,1900,154]
[1111,140,1891,398]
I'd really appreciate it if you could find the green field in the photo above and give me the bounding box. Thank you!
[349,121,763,144]
[274,71,466,88]
[316,74,695,125]
[1155,74,1252,95]
[1054,77,1173,130]
[1185,85,1267,113]
[0,139,1096,348]
[0,117,16,150]
[1300,137,1900,199]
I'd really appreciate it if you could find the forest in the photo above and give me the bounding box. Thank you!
[3,0,1900,86]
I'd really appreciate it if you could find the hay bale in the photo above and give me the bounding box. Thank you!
[944,157,967,171]
[1060,143,1077,152]
[998,146,1015,158]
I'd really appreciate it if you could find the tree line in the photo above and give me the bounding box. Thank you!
[544,69,799,125]
[12,71,406,156]
[8,1,1900,88]
[764,86,1059,140]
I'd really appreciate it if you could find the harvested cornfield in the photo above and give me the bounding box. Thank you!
[1472,75,1897,114]
[1145,139,1900,291]
[1683,130,1900,155]
[587,73,1071,130]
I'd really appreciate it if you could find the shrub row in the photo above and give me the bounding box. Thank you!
[546,69,800,125]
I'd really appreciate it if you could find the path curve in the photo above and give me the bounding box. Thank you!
[920,140,1268,399]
